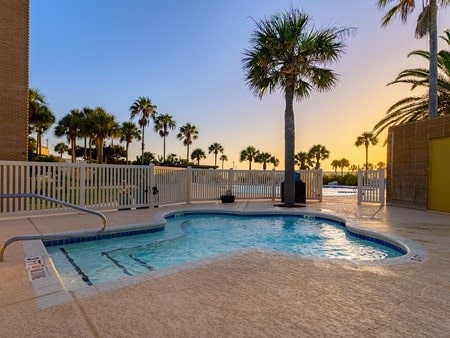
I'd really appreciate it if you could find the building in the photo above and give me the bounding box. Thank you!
[0,0,29,161]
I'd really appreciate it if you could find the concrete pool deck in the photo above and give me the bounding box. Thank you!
[1,196,450,337]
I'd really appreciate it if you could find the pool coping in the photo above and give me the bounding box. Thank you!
[23,207,428,309]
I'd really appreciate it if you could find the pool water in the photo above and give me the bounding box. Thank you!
[46,213,403,288]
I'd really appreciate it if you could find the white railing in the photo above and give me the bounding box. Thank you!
[0,161,322,215]
[357,169,385,205]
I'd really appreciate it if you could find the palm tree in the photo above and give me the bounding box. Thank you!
[208,142,224,168]
[28,88,47,124]
[30,105,55,156]
[239,146,259,170]
[377,161,386,169]
[377,0,450,119]
[270,156,280,169]
[88,107,117,163]
[54,142,69,159]
[109,122,122,146]
[129,96,157,164]
[308,144,330,170]
[374,30,450,134]
[54,109,83,163]
[339,158,350,176]
[331,159,340,175]
[255,152,272,170]
[294,152,311,170]
[219,154,228,169]
[355,132,379,171]
[177,122,199,163]
[242,8,352,206]
[191,148,206,165]
[120,121,141,164]
[79,107,94,160]
[153,113,176,162]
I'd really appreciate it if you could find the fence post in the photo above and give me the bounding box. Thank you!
[270,168,276,201]
[149,164,155,208]
[79,163,86,207]
[228,168,234,193]
[357,170,362,205]
[318,169,323,202]
[186,166,192,204]
[379,169,385,206]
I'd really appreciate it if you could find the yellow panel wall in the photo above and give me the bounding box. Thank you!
[429,137,450,213]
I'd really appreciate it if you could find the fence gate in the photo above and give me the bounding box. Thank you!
[357,169,385,205]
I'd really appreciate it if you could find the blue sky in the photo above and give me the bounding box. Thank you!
[30,1,450,169]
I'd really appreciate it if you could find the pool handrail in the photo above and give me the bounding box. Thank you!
[0,193,107,262]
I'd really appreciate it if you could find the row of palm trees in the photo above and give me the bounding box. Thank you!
[239,146,280,170]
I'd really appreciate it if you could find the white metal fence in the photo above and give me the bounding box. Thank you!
[357,169,385,205]
[0,161,323,215]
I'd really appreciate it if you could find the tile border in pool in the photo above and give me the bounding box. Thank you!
[24,208,428,308]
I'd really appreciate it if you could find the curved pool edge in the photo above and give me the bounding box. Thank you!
[158,207,429,265]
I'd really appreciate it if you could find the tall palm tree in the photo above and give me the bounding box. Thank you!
[242,8,352,206]
[377,0,450,119]
[295,152,311,170]
[177,122,199,164]
[308,144,330,170]
[28,88,47,125]
[88,107,117,163]
[30,105,55,156]
[331,159,340,175]
[54,109,83,163]
[153,113,176,162]
[120,121,141,164]
[54,142,69,159]
[355,132,379,170]
[208,142,224,168]
[339,158,350,175]
[191,148,206,165]
[219,154,228,169]
[129,96,157,164]
[239,146,259,170]
[374,30,450,134]
[255,152,272,170]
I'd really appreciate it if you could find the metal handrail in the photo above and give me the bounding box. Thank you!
[0,193,107,262]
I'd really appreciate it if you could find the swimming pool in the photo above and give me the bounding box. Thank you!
[45,211,406,289]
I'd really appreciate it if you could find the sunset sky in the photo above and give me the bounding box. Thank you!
[30,1,450,170]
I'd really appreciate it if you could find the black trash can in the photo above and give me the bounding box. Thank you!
[281,173,306,203]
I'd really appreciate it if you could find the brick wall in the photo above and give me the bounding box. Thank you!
[0,0,29,161]
[386,115,450,209]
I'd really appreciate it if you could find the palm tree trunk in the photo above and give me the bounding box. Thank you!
[97,138,104,164]
[428,0,438,118]
[141,126,145,165]
[125,142,129,164]
[365,144,369,170]
[284,82,296,206]
[37,131,42,156]
[70,138,76,163]
[163,135,166,162]
[84,137,87,160]
[186,145,189,164]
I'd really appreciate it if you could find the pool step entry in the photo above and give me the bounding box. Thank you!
[0,193,107,262]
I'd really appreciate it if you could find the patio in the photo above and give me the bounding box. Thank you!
[1,195,450,337]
